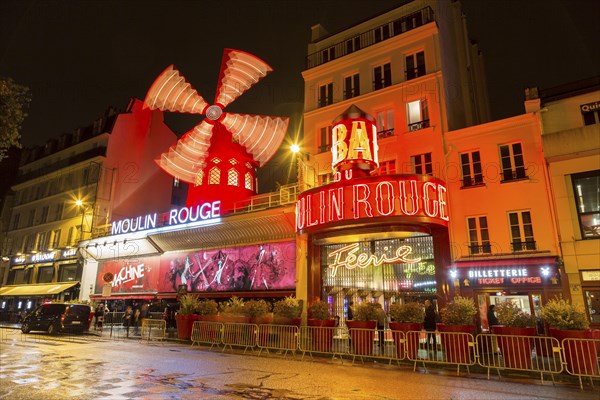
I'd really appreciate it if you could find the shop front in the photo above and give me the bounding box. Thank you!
[580,269,600,328]
[450,256,562,333]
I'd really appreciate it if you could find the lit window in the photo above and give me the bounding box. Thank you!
[407,99,429,131]
[245,162,253,169]
[208,167,220,185]
[572,170,600,239]
[229,158,238,165]
[194,170,204,186]
[376,109,394,138]
[227,169,239,186]
[211,157,221,164]
[245,172,253,190]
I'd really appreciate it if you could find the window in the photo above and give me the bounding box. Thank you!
[245,172,253,190]
[376,110,394,138]
[40,206,49,224]
[54,202,64,221]
[508,211,536,251]
[194,170,204,187]
[499,143,526,181]
[11,213,20,230]
[407,99,429,131]
[411,153,432,175]
[572,170,600,239]
[460,151,483,187]
[581,101,600,126]
[467,216,491,254]
[59,264,78,282]
[319,126,332,153]
[377,160,396,175]
[374,23,391,42]
[373,63,391,90]
[66,227,76,247]
[227,169,239,186]
[318,82,334,107]
[50,229,61,248]
[28,209,35,226]
[25,235,36,252]
[319,173,333,186]
[38,266,54,283]
[208,167,220,185]
[345,36,361,54]
[406,51,425,80]
[321,47,335,63]
[344,73,360,99]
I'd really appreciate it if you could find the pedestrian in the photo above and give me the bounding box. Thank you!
[133,308,141,335]
[347,301,354,321]
[124,306,133,337]
[375,303,386,355]
[487,304,498,330]
[95,303,105,330]
[423,299,438,357]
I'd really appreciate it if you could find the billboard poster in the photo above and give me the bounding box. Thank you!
[95,241,296,294]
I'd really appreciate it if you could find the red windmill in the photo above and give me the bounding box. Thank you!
[144,49,289,211]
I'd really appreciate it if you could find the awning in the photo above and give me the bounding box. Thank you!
[0,282,79,297]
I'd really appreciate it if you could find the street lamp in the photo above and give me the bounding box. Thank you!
[75,199,92,241]
[290,144,316,192]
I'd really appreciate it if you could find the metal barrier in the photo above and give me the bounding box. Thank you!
[561,337,600,389]
[476,334,563,383]
[256,324,299,358]
[140,319,166,342]
[221,322,258,354]
[299,326,349,361]
[191,321,223,351]
[346,327,397,364]
[406,330,476,375]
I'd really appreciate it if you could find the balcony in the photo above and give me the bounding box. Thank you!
[408,119,430,132]
[306,7,434,69]
[501,167,527,182]
[377,129,395,139]
[511,240,537,252]
[468,243,492,256]
[461,175,484,188]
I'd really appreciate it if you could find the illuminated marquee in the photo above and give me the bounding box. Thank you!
[296,175,449,232]
[328,243,421,277]
[111,201,221,235]
[331,117,379,171]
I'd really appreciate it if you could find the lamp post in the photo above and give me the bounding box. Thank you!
[75,200,92,242]
[291,144,315,193]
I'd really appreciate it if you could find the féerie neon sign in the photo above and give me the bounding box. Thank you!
[327,243,421,277]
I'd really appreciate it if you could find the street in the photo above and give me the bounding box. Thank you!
[0,329,598,400]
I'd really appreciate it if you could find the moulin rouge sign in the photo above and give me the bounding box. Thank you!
[296,105,449,232]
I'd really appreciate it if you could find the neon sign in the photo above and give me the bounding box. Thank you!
[327,243,421,277]
[296,175,449,232]
[112,263,146,288]
[31,252,56,263]
[331,117,378,170]
[112,201,221,235]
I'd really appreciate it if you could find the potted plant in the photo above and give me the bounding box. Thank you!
[244,299,272,324]
[388,302,424,359]
[272,296,302,326]
[492,301,536,369]
[307,300,335,352]
[219,296,248,323]
[541,297,597,375]
[175,294,201,340]
[196,299,219,321]
[346,301,384,356]
[438,296,477,364]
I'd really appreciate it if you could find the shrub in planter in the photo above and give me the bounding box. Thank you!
[492,300,536,369]
[438,296,477,364]
[541,297,596,375]
[244,299,272,324]
[273,296,302,325]
[388,302,424,359]
[307,300,335,353]
[176,294,201,340]
[196,299,219,322]
[219,296,248,323]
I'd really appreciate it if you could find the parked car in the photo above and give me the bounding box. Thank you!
[21,303,92,334]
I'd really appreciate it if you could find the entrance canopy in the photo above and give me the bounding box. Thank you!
[0,282,79,297]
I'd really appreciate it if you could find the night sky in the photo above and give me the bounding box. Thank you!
[1,0,598,188]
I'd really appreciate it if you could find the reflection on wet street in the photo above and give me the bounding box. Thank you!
[1,329,598,400]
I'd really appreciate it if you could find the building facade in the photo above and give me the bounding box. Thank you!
[529,77,600,328]
[0,99,178,320]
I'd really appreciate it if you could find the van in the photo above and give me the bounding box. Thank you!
[21,303,92,334]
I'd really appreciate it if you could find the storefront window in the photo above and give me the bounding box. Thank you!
[37,266,55,283]
[585,290,600,325]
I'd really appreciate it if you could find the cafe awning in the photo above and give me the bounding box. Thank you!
[0,282,79,297]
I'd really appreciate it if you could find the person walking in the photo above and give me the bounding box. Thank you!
[423,299,438,358]
[133,308,141,335]
[487,304,499,331]
[124,306,133,337]
[95,303,105,330]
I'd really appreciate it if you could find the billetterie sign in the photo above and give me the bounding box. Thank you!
[111,201,221,235]
[296,175,449,232]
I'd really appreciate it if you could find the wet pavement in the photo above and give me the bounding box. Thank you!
[1,327,599,400]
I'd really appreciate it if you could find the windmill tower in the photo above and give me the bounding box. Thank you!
[144,49,289,211]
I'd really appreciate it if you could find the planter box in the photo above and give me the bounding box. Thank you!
[437,323,474,364]
[389,322,421,359]
[550,328,600,375]
[176,314,200,340]
[346,320,377,356]
[492,326,536,369]
[307,319,336,352]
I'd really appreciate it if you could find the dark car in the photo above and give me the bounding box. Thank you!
[21,303,92,334]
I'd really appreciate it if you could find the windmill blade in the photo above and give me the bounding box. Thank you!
[156,120,215,184]
[214,49,273,109]
[221,113,289,166]
[144,65,209,114]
